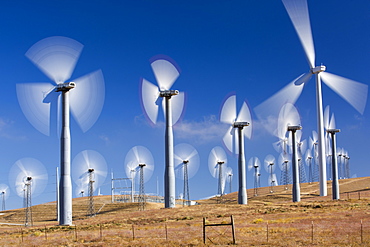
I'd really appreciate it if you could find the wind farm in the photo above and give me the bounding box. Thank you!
[0,1,369,244]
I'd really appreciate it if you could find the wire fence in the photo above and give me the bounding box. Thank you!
[1,214,369,246]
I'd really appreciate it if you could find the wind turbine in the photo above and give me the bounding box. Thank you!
[140,55,185,208]
[264,154,276,193]
[208,146,228,198]
[255,0,368,197]
[220,93,252,204]
[225,167,233,194]
[278,103,302,202]
[324,107,341,200]
[0,184,9,211]
[16,36,105,225]
[72,150,108,216]
[278,153,291,190]
[9,158,48,226]
[125,146,155,207]
[174,143,200,206]
[248,157,260,196]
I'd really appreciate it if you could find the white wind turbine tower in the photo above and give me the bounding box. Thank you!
[140,56,185,208]
[324,107,341,200]
[0,184,9,211]
[220,93,252,205]
[16,36,105,225]
[278,103,302,202]
[255,0,368,197]
[125,146,155,207]
[208,146,228,198]
[174,143,200,206]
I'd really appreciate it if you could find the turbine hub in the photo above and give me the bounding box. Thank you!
[55,82,76,92]
[311,65,326,74]
[160,90,179,97]
[233,121,249,128]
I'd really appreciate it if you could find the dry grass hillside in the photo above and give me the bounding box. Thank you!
[0,177,369,246]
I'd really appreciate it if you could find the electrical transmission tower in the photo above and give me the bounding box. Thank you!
[138,164,146,211]
[88,168,95,217]
[24,177,33,227]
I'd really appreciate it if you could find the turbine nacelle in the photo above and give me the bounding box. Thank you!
[233,121,250,128]
[55,82,76,92]
[311,65,326,74]
[287,125,302,132]
[327,129,340,134]
[159,90,179,98]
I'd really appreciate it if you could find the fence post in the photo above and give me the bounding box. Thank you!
[132,224,135,240]
[165,222,168,240]
[20,227,23,243]
[75,225,78,241]
[267,222,269,242]
[45,225,47,240]
[358,192,361,200]
[311,221,314,243]
[361,220,363,243]
[100,224,102,239]
[203,217,206,244]
[231,215,236,244]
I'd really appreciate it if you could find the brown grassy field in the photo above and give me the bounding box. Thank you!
[1,177,370,246]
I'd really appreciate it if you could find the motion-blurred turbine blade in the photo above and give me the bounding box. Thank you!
[171,91,186,125]
[140,78,160,125]
[220,94,236,125]
[70,70,105,132]
[25,36,83,84]
[324,105,330,130]
[321,72,368,114]
[222,126,237,154]
[254,78,304,135]
[16,83,54,136]
[282,0,315,69]
[150,58,180,91]
[237,101,252,139]
[293,72,313,86]
[329,113,336,130]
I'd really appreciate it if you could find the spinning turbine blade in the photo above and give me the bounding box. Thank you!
[170,91,186,125]
[208,146,227,178]
[150,57,180,91]
[254,78,304,135]
[220,94,236,125]
[277,103,301,139]
[282,0,315,69]
[16,83,54,136]
[0,184,10,201]
[70,70,105,132]
[321,72,368,114]
[140,79,160,125]
[125,146,154,183]
[9,158,48,198]
[174,143,200,180]
[25,36,83,84]
[237,101,252,139]
[72,150,108,191]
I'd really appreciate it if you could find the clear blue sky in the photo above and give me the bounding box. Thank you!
[0,0,369,210]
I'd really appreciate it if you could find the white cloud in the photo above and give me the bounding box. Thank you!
[174,115,227,145]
